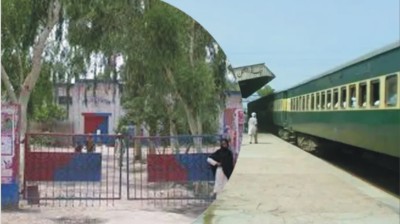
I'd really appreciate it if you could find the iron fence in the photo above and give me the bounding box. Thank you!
[126,135,221,206]
[22,133,223,207]
[23,133,122,206]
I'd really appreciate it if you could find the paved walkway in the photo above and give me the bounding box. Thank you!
[194,133,400,224]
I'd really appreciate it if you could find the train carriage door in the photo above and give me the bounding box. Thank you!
[282,92,288,125]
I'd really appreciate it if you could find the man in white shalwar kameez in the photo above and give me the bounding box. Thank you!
[248,112,258,144]
[207,139,234,197]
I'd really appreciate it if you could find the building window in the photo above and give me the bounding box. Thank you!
[359,83,367,107]
[370,80,380,107]
[386,75,397,106]
[58,96,72,105]
[340,87,347,108]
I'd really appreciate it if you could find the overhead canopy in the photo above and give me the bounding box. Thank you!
[233,63,275,98]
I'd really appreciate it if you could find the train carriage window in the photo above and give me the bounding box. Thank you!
[333,89,339,109]
[327,90,332,109]
[311,94,315,110]
[370,79,380,107]
[358,83,367,107]
[306,95,309,110]
[386,75,398,107]
[340,87,347,108]
[290,99,293,111]
[321,92,326,109]
[316,92,320,109]
[350,85,356,107]
[297,97,300,111]
[293,98,296,111]
[301,96,303,110]
[297,97,301,111]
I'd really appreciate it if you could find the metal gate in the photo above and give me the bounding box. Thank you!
[126,135,219,206]
[23,133,220,207]
[23,133,122,206]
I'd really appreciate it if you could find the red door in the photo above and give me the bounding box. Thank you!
[83,116,104,134]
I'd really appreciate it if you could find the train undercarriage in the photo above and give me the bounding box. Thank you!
[277,127,318,152]
[275,126,399,173]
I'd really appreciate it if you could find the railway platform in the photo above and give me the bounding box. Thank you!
[194,133,399,224]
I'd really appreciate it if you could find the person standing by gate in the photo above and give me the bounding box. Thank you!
[207,139,234,198]
[114,133,126,167]
[86,135,95,152]
[248,112,258,144]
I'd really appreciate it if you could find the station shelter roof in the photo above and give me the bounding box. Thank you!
[232,63,275,98]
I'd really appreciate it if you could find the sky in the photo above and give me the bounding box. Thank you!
[162,0,400,93]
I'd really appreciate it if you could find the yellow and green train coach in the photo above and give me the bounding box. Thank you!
[249,42,400,158]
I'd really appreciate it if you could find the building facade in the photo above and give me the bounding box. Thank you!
[56,80,124,135]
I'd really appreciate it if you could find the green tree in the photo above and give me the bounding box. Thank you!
[142,1,226,136]
[62,0,228,139]
[1,0,62,136]
[33,102,66,130]
[1,0,62,187]
[257,85,275,97]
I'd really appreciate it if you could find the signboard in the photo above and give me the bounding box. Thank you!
[1,104,20,184]
[233,63,274,82]
[221,92,244,163]
[1,104,20,208]
[232,63,275,98]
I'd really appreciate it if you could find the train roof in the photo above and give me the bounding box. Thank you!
[284,41,400,92]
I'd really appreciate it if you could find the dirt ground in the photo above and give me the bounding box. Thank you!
[1,200,208,224]
[2,144,214,224]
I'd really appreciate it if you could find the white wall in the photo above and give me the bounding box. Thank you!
[57,82,125,134]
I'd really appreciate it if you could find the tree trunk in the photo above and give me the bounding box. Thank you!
[164,67,201,136]
[188,19,195,67]
[134,124,142,161]
[1,0,62,189]
[18,95,29,185]
[194,113,203,153]
[1,64,18,103]
[148,123,157,155]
